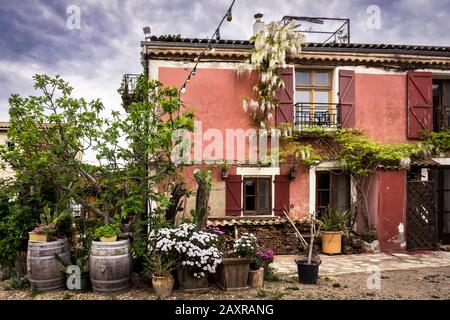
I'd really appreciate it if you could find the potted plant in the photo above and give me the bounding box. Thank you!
[319,206,351,255]
[29,224,56,242]
[249,247,274,288]
[28,206,67,242]
[216,233,257,290]
[283,209,321,285]
[176,224,222,290]
[57,250,90,292]
[220,163,230,180]
[145,225,185,297]
[145,254,179,297]
[94,224,121,242]
[27,207,72,292]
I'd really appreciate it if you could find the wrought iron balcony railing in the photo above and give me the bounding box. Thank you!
[120,74,140,109]
[435,105,450,132]
[294,102,340,129]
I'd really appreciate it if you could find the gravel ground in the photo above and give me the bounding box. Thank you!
[0,267,449,300]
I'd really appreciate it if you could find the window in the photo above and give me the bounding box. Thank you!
[295,69,334,126]
[432,80,450,131]
[243,177,272,216]
[316,171,350,217]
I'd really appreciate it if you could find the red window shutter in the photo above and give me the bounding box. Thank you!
[407,71,433,139]
[225,175,242,216]
[275,67,294,126]
[274,175,290,217]
[338,70,356,128]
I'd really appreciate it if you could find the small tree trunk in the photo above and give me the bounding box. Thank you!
[194,170,212,230]
[165,183,186,222]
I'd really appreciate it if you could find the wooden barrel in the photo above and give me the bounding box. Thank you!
[27,239,69,292]
[90,239,132,295]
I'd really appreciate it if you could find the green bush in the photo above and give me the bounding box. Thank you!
[264,267,282,282]
[4,276,29,291]
[319,206,351,232]
[94,224,121,239]
[0,179,62,266]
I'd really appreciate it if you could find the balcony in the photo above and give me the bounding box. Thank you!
[294,102,340,130]
[435,106,450,132]
[120,74,140,110]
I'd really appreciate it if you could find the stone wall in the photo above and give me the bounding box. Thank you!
[219,222,311,255]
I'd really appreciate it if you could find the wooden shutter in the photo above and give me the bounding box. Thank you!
[275,67,294,126]
[338,70,356,128]
[407,71,433,139]
[225,175,242,216]
[274,175,290,217]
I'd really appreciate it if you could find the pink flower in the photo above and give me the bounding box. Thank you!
[208,227,225,236]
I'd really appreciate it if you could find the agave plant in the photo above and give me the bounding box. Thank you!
[319,206,352,232]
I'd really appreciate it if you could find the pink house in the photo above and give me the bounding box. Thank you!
[125,17,450,254]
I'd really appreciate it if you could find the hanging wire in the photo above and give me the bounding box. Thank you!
[178,0,236,96]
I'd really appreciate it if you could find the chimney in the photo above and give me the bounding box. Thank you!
[143,26,151,41]
[253,13,265,35]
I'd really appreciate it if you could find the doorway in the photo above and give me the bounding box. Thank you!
[431,166,450,244]
[432,79,450,131]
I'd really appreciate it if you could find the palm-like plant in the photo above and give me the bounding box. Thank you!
[319,206,351,232]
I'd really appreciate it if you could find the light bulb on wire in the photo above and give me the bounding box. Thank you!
[215,29,221,41]
[208,43,216,53]
[180,84,186,94]
[226,9,232,22]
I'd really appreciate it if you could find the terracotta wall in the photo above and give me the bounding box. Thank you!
[159,66,309,218]
[355,73,408,143]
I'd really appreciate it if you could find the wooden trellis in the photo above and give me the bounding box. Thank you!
[406,180,438,250]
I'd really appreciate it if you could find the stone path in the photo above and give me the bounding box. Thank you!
[273,251,450,276]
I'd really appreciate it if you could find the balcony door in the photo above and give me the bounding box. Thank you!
[295,69,334,127]
[432,80,450,131]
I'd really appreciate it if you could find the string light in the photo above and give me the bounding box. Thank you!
[226,8,233,22]
[208,43,216,53]
[178,0,236,96]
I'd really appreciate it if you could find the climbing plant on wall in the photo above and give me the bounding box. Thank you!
[280,127,431,231]
[241,21,304,128]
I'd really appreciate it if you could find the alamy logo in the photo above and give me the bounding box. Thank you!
[171,121,280,166]
[366,266,381,290]
[366,5,382,30]
[66,5,81,30]
[66,265,82,290]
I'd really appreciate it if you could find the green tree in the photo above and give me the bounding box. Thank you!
[0,74,194,244]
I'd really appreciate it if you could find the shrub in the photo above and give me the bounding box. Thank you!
[146,223,222,278]
[264,267,282,282]
[319,206,351,232]
[4,276,29,291]
[94,224,121,240]
[232,233,259,259]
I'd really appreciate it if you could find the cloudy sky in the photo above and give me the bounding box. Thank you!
[1,0,450,124]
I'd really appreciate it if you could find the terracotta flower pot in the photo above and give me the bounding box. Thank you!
[99,235,117,242]
[321,231,342,254]
[28,232,48,242]
[152,274,174,297]
[248,267,264,288]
